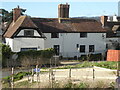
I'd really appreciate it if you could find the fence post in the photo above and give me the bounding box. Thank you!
[36,65,38,82]
[69,68,71,79]
[11,67,14,88]
[31,68,34,83]
[93,65,95,81]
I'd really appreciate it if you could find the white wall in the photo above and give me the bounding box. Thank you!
[6,38,44,52]
[17,29,40,36]
[6,32,107,57]
[44,33,106,57]
[6,38,14,51]
[113,15,118,22]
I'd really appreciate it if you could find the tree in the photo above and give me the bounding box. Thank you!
[2,44,12,67]
[1,8,26,23]
[108,40,120,50]
[1,9,13,23]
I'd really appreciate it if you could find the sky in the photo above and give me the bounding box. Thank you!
[1,1,120,18]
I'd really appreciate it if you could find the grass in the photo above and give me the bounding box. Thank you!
[14,81,33,88]
[3,80,115,88]
[55,61,117,69]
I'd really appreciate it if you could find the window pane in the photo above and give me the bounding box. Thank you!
[24,30,34,36]
[89,45,94,52]
[80,33,87,38]
[51,33,59,38]
[21,48,37,51]
[54,45,60,55]
[80,45,85,53]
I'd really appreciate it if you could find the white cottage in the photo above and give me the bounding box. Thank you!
[3,4,111,58]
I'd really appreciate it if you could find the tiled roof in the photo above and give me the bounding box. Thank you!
[3,16,107,38]
[31,18,106,33]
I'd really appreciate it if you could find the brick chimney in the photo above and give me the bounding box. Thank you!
[100,16,108,27]
[13,5,21,22]
[58,3,70,18]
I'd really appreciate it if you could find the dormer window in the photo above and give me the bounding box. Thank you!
[24,30,34,36]
[51,33,59,38]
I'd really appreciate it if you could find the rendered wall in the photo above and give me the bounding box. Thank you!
[44,33,106,57]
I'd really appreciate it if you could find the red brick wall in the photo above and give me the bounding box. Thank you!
[107,50,120,61]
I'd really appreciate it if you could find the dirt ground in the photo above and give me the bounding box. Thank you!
[27,66,117,88]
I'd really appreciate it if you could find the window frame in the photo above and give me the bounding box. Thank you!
[21,48,37,51]
[80,45,85,53]
[89,45,95,52]
[24,30,34,36]
[51,33,59,38]
[80,32,87,38]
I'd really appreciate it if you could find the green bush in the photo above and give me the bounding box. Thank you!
[2,47,55,67]
[2,76,11,83]
[2,72,32,83]
[2,44,12,67]
[94,61,117,69]
[80,53,102,61]
[78,82,89,88]
[18,48,54,59]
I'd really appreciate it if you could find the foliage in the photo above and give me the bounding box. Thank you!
[0,43,2,66]
[18,48,55,66]
[109,82,115,89]
[18,48,54,59]
[108,40,120,50]
[56,61,117,69]
[80,53,102,61]
[1,9,13,23]
[2,44,12,67]
[78,82,89,88]
[94,61,117,69]
[2,47,55,67]
[41,48,55,58]
[1,8,26,23]
[2,71,32,83]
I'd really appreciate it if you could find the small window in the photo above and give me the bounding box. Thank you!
[106,44,108,49]
[89,45,94,52]
[80,32,87,38]
[24,30,34,36]
[80,45,85,53]
[51,33,59,38]
[54,45,60,55]
[76,44,79,48]
[21,48,37,51]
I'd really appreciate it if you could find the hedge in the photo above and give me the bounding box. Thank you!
[80,53,102,61]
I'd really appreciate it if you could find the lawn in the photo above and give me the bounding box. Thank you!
[56,61,118,69]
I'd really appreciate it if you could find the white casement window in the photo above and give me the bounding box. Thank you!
[51,33,59,38]
[80,32,87,38]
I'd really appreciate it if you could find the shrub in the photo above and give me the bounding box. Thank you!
[78,82,89,88]
[80,53,102,61]
[2,72,32,83]
[2,44,12,67]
